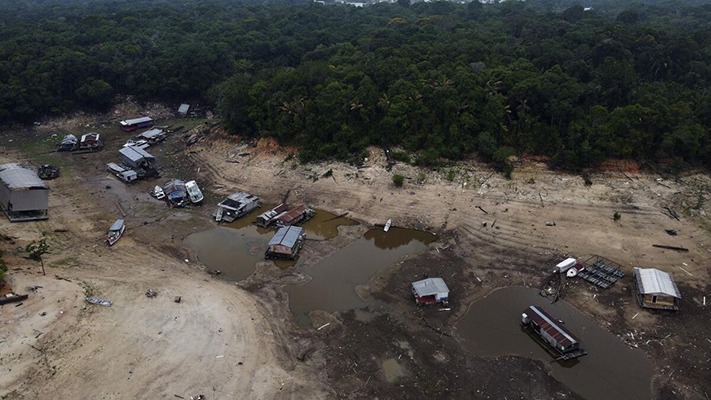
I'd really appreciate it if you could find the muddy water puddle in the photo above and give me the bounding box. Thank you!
[456,286,653,400]
[184,209,360,280]
[285,227,436,326]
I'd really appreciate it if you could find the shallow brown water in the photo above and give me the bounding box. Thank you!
[455,286,654,400]
[285,227,436,326]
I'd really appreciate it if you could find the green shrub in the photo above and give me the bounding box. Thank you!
[393,174,405,187]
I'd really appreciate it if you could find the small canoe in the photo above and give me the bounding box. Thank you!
[384,219,392,232]
[107,219,125,246]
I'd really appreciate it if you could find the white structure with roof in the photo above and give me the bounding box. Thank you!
[0,163,49,221]
[412,277,450,305]
[634,267,681,310]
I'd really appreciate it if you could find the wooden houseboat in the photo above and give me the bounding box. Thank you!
[521,305,587,360]
[265,226,305,260]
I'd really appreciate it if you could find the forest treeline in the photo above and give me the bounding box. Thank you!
[1,0,711,170]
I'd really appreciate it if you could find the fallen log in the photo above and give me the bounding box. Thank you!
[476,206,489,214]
[652,244,689,252]
[0,294,29,305]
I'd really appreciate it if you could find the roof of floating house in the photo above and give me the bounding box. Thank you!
[524,306,579,348]
[138,128,164,140]
[0,163,48,190]
[178,104,190,114]
[219,191,258,209]
[120,117,153,126]
[278,205,309,225]
[634,267,681,298]
[119,146,155,162]
[268,226,304,248]
[412,277,449,297]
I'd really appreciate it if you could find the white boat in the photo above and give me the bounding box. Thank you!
[152,186,165,200]
[185,180,204,204]
[107,219,125,246]
[384,219,392,232]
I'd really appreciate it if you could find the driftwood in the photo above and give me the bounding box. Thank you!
[653,244,689,252]
[0,294,28,305]
[476,206,489,214]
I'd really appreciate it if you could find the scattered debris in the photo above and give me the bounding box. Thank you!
[146,289,158,298]
[174,296,182,303]
[664,229,678,236]
[476,206,489,214]
[86,297,112,307]
[545,221,556,226]
[317,323,331,331]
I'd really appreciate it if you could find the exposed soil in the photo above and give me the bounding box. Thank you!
[1,105,710,399]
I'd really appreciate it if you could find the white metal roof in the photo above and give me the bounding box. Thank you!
[412,277,449,297]
[178,104,190,114]
[119,146,155,162]
[120,116,153,126]
[0,163,48,190]
[268,226,304,248]
[634,267,681,298]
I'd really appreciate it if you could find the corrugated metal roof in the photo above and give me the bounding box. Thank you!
[634,268,681,298]
[120,116,153,126]
[178,104,190,114]
[0,163,48,190]
[268,226,304,248]
[119,146,154,162]
[138,128,164,139]
[525,306,579,349]
[412,277,449,297]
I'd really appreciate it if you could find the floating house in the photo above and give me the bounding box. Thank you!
[276,204,314,227]
[215,191,260,222]
[256,203,289,227]
[521,305,587,360]
[120,116,154,132]
[634,267,681,311]
[265,226,305,260]
[137,128,167,144]
[411,277,450,306]
[0,163,49,221]
[119,146,156,170]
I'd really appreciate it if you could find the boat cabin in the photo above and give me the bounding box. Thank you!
[275,204,314,227]
[215,191,260,222]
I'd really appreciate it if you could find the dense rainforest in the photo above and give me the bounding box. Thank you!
[1,0,711,170]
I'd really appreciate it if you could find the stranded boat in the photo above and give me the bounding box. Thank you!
[521,305,588,361]
[384,219,392,232]
[107,219,125,246]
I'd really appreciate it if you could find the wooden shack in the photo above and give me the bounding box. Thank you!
[633,267,681,311]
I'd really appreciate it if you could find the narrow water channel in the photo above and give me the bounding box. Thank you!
[285,227,435,327]
[456,286,654,400]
